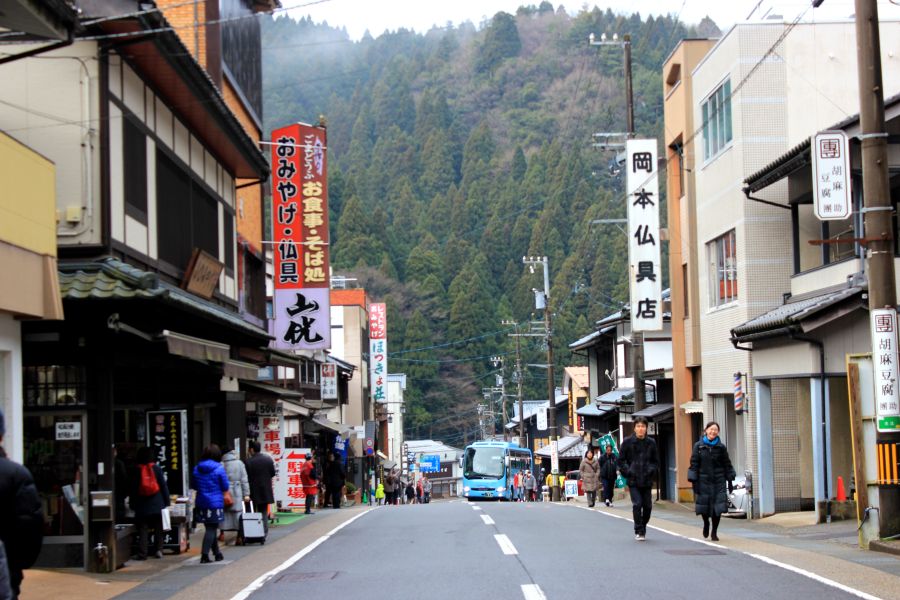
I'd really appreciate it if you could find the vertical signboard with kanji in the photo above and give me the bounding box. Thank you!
[811,131,851,221]
[258,403,285,499]
[271,123,331,351]
[369,303,388,404]
[871,308,900,432]
[321,363,338,400]
[147,410,188,496]
[277,448,311,509]
[626,139,662,332]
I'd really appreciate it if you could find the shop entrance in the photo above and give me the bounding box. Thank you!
[23,411,88,567]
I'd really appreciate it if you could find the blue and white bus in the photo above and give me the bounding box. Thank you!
[461,440,533,500]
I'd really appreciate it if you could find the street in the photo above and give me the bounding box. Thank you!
[235,501,886,600]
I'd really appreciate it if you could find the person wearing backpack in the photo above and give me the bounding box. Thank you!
[129,446,170,560]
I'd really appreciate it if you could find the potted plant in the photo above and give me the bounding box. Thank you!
[344,481,359,505]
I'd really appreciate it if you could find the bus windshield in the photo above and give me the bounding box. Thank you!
[464,446,505,479]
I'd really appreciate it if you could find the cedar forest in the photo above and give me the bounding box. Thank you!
[262,4,720,445]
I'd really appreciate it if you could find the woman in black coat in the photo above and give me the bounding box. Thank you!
[129,446,171,559]
[687,421,736,541]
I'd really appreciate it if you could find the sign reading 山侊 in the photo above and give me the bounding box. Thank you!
[369,303,387,404]
[271,123,331,351]
[811,130,851,221]
[626,139,662,332]
[871,308,900,432]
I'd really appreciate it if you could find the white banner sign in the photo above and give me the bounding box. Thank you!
[812,130,851,221]
[321,363,338,400]
[871,308,900,432]
[626,139,662,332]
[536,407,548,431]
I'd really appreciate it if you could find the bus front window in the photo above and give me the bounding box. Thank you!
[464,447,505,479]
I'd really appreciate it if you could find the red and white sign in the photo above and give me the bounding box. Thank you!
[276,448,311,509]
[321,363,338,400]
[871,308,900,432]
[811,130,851,221]
[271,123,331,350]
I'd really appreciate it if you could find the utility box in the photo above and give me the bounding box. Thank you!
[90,491,113,522]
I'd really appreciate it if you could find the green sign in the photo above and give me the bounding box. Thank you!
[878,416,900,431]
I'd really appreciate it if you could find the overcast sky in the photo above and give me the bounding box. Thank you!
[280,0,900,40]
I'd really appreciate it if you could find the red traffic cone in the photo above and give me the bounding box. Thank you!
[836,476,847,502]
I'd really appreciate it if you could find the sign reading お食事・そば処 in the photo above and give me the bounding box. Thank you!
[626,139,662,332]
[271,123,331,351]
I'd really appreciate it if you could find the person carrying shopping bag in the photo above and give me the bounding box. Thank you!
[191,444,230,563]
[129,446,170,560]
[688,421,736,541]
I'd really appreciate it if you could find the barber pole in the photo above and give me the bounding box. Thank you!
[734,372,744,414]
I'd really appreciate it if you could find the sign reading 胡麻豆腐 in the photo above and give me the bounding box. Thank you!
[626,139,662,332]
[871,308,900,432]
[811,130,851,221]
[321,363,338,400]
[271,123,331,351]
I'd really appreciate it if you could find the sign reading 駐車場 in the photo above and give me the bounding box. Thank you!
[271,123,331,351]
[626,139,662,332]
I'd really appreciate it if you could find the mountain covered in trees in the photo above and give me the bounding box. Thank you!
[262,5,718,445]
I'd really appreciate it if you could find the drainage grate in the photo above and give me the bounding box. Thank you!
[664,549,726,556]
[274,571,339,583]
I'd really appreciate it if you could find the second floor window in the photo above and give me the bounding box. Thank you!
[702,79,732,161]
[708,229,737,307]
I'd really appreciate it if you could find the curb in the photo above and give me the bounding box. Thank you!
[870,540,900,557]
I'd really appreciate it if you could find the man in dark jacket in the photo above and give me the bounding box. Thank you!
[245,441,276,532]
[618,416,659,541]
[323,453,345,510]
[0,409,44,598]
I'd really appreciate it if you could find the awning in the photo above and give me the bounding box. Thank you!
[240,380,304,399]
[680,401,704,414]
[631,403,674,420]
[223,359,260,380]
[163,330,230,362]
[595,388,634,405]
[535,436,587,458]
[311,416,351,437]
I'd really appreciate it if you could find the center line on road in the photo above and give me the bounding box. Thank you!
[521,584,547,600]
[494,533,518,555]
[481,514,495,525]
[472,505,482,511]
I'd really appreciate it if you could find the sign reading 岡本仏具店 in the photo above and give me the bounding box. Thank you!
[369,303,388,404]
[271,123,331,351]
[626,139,662,332]
[321,363,338,400]
[871,308,900,432]
[811,130,851,221]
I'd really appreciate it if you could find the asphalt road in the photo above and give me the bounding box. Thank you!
[242,501,876,600]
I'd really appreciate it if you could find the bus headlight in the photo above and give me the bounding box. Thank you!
[463,486,471,492]
[497,487,506,493]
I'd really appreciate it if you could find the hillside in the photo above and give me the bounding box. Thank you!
[262,5,711,444]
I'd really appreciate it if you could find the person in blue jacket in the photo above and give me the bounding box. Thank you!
[191,444,230,563]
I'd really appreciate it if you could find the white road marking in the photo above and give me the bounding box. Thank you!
[481,514,495,525]
[472,505,482,511]
[560,503,882,600]
[521,584,547,600]
[229,508,375,600]
[494,533,518,555]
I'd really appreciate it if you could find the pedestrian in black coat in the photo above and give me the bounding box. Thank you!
[324,453,345,509]
[129,446,170,560]
[599,444,618,507]
[688,421,736,541]
[245,441,276,532]
[0,409,43,599]
[619,416,659,541]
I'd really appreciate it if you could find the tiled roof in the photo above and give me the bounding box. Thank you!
[58,258,269,340]
[730,286,864,342]
[536,435,587,459]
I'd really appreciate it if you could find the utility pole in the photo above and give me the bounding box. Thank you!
[503,320,526,444]
[590,31,645,411]
[855,0,899,536]
[491,356,508,439]
[524,256,560,501]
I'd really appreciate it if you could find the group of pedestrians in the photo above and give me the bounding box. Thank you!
[511,469,538,501]
[375,470,432,505]
[587,415,735,543]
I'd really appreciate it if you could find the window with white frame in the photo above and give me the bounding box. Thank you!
[708,230,737,307]
[701,79,732,161]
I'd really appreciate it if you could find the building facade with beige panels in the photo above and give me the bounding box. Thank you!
[690,19,900,515]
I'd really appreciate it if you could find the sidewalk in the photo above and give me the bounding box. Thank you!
[566,494,900,599]
[19,505,370,600]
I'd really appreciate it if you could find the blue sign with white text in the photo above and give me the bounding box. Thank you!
[419,455,440,473]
